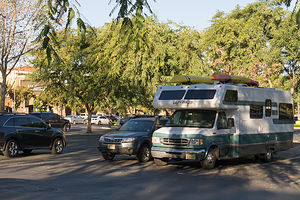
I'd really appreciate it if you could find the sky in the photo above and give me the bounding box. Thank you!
[77,0,262,31]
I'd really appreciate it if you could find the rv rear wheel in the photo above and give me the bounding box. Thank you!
[201,149,217,170]
[261,151,273,162]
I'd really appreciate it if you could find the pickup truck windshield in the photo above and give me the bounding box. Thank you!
[166,110,216,128]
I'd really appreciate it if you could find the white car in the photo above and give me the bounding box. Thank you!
[91,115,101,125]
[80,113,88,120]
[98,116,110,125]
[64,115,85,124]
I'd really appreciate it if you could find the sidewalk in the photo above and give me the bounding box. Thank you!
[65,124,119,136]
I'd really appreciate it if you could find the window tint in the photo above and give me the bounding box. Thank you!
[265,99,272,117]
[15,117,31,127]
[29,117,47,128]
[279,103,293,120]
[250,105,263,119]
[159,90,186,100]
[217,112,228,129]
[224,90,238,102]
[184,90,216,100]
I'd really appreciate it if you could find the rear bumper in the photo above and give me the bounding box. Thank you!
[151,147,206,160]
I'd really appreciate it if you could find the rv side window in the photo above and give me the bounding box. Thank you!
[159,90,186,100]
[250,105,263,119]
[265,99,272,117]
[224,90,238,102]
[279,103,293,120]
[217,112,228,129]
[184,90,216,100]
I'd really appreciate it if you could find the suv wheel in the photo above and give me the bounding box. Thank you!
[4,139,19,157]
[98,121,101,125]
[51,138,64,154]
[102,152,115,160]
[137,144,151,162]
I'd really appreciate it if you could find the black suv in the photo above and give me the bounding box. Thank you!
[30,112,71,132]
[98,117,168,162]
[0,113,66,157]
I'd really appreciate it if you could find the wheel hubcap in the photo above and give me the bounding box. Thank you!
[55,140,63,153]
[8,142,18,156]
[266,152,272,160]
[143,147,150,159]
[206,153,215,165]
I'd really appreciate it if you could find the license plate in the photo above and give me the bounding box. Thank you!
[107,144,115,150]
[186,154,196,160]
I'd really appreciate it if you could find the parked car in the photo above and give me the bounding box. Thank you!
[98,116,110,125]
[91,115,101,125]
[0,113,66,157]
[98,117,168,162]
[64,115,85,124]
[30,112,71,132]
[80,113,88,120]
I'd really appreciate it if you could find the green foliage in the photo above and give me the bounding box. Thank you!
[201,2,299,91]
[7,86,36,110]
[275,0,300,26]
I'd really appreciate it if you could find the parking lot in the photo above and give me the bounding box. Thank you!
[1,124,300,200]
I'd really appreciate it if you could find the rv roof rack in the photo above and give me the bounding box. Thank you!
[169,73,259,87]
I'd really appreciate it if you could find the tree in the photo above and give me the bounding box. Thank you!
[92,17,207,113]
[32,28,115,133]
[7,86,35,111]
[275,0,300,26]
[0,0,42,112]
[201,2,296,88]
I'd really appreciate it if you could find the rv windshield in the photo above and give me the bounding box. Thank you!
[167,110,216,128]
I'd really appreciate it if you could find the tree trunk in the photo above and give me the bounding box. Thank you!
[0,72,7,112]
[85,104,93,133]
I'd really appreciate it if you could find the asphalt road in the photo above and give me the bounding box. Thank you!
[0,125,300,200]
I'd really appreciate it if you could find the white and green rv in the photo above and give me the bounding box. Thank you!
[151,74,294,169]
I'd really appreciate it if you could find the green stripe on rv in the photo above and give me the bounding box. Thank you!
[153,132,293,145]
[223,101,278,107]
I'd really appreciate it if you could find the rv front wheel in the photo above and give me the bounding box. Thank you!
[201,149,217,170]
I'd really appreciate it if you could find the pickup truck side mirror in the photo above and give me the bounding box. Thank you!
[227,118,234,129]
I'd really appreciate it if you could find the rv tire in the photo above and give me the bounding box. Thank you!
[261,151,273,162]
[201,149,217,170]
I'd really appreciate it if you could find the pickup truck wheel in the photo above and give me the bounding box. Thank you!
[154,158,168,166]
[201,149,217,170]
[137,144,151,162]
[51,138,64,154]
[102,152,115,160]
[4,139,19,157]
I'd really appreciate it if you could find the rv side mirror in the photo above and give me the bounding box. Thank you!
[227,118,234,128]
